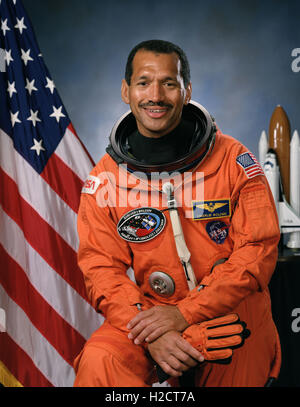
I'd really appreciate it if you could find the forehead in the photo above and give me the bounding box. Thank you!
[131,50,182,78]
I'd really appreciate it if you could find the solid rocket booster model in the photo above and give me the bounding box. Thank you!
[259,105,300,249]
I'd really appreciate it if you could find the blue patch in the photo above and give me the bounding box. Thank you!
[192,199,231,220]
[206,221,229,244]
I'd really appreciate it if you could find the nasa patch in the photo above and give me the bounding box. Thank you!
[117,208,166,243]
[206,220,229,244]
[82,175,101,194]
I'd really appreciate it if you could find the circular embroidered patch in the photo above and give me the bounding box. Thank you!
[206,221,229,244]
[117,208,166,243]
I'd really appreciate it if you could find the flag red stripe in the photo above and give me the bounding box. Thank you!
[41,152,83,213]
[0,333,53,387]
[0,167,88,301]
[247,171,264,176]
[246,167,264,175]
[67,123,95,166]
[0,246,86,366]
[246,165,262,172]
[247,172,264,177]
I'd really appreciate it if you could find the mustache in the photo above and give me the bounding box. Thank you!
[139,101,173,108]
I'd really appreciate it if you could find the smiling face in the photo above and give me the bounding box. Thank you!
[121,50,192,138]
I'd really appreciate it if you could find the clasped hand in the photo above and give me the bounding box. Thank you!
[127,305,204,378]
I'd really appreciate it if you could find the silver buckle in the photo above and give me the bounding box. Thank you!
[149,271,175,297]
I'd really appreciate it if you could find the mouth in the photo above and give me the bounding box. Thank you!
[142,106,170,119]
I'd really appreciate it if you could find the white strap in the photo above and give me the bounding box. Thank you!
[163,182,198,290]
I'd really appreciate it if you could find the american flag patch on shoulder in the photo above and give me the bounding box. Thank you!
[236,152,265,179]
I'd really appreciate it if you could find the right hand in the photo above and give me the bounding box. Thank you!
[147,330,204,378]
[182,313,251,363]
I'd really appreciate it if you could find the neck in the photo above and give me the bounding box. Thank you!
[127,117,195,165]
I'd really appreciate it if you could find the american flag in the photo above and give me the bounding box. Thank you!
[236,151,265,179]
[0,0,103,387]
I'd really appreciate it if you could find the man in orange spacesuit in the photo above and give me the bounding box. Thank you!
[73,40,281,387]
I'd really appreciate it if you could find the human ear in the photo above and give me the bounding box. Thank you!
[184,82,192,105]
[121,79,130,104]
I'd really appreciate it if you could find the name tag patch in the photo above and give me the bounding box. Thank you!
[192,199,231,220]
[82,175,101,194]
[117,208,166,243]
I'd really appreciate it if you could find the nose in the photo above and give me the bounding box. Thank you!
[149,81,164,103]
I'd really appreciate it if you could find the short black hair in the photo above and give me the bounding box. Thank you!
[125,39,191,88]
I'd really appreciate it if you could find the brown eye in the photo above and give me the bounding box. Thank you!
[165,82,176,87]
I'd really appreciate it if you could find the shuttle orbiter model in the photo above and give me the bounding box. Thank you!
[259,105,300,249]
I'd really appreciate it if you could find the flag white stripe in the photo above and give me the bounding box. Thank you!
[0,285,75,387]
[55,127,94,182]
[0,128,79,252]
[0,206,102,340]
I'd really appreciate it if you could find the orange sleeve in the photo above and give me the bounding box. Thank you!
[77,188,151,333]
[177,160,280,325]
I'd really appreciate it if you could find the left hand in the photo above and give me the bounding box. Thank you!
[148,330,204,378]
[127,305,189,345]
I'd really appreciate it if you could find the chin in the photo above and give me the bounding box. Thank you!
[145,120,174,133]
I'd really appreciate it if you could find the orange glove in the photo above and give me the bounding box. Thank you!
[155,313,250,383]
[182,313,250,363]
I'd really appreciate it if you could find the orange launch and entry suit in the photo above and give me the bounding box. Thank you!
[73,106,281,387]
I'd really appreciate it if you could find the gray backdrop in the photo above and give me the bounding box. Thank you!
[23,0,300,163]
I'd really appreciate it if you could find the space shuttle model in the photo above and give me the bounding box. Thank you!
[259,105,300,249]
